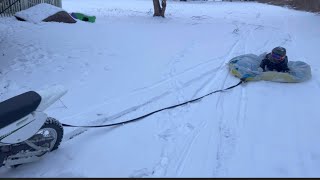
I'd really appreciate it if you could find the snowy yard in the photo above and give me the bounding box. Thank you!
[1,0,320,177]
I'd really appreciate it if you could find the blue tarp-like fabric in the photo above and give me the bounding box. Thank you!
[228,53,312,83]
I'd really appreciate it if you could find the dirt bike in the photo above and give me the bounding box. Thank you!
[0,85,67,168]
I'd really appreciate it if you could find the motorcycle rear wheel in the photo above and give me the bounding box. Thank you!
[37,117,64,152]
[9,117,64,168]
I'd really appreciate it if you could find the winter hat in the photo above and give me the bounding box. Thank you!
[271,47,286,61]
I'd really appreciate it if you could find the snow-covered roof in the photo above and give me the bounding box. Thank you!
[15,3,64,23]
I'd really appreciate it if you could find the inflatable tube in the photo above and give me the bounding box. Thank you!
[70,12,96,23]
[228,53,312,83]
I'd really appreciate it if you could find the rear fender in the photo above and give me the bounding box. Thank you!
[0,112,47,144]
[36,85,68,112]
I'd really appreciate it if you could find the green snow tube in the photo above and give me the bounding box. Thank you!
[228,53,312,83]
[70,12,96,23]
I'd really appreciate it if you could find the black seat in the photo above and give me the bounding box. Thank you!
[0,91,41,129]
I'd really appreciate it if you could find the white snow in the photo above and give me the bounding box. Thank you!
[14,3,65,23]
[1,0,320,177]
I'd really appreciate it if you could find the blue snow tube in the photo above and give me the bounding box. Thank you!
[228,53,312,83]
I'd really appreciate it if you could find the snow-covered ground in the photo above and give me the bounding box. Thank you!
[1,0,320,177]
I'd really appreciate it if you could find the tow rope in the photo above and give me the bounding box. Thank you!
[62,80,244,128]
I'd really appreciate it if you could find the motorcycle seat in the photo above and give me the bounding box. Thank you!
[0,91,41,129]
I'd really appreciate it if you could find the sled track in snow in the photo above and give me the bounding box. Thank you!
[166,40,197,103]
[164,22,294,176]
[212,25,251,176]
[70,45,228,119]
[151,60,227,177]
[130,35,242,177]
[63,90,171,141]
[63,53,232,142]
[151,27,258,176]
[66,21,276,176]
[131,55,226,94]
[172,42,241,177]
[63,24,250,143]
[146,35,244,177]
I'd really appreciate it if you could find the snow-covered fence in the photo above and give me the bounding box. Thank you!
[0,0,62,17]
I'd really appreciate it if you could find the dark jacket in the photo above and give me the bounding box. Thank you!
[260,53,290,72]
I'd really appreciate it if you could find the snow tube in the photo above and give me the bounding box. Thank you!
[70,12,96,23]
[228,53,312,83]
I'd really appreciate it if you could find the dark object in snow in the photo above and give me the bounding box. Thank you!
[15,11,76,23]
[14,3,76,24]
[70,12,96,23]
[15,16,26,21]
[43,11,76,23]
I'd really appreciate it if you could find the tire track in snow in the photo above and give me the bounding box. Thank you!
[211,19,296,176]
[212,25,252,177]
[63,35,236,143]
[190,66,225,99]
[131,49,224,93]
[169,120,208,177]
[147,41,203,177]
[167,40,197,103]
[63,90,171,141]
[172,51,232,173]
[170,35,246,176]
[162,69,226,177]
[68,24,249,177]
[214,32,242,109]
[212,21,284,175]
[144,36,243,177]
[63,53,227,142]
[236,86,248,129]
[131,36,238,177]
[65,52,228,123]
[172,38,242,176]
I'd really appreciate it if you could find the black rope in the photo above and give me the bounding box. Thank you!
[0,0,21,15]
[62,80,244,128]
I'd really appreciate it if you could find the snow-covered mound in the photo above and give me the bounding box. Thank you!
[14,3,75,23]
